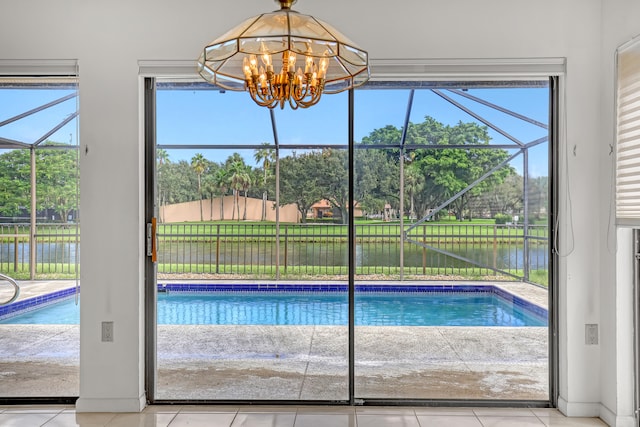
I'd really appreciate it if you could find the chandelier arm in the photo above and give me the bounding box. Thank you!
[297,89,323,108]
[248,83,279,108]
[250,93,275,108]
[291,81,308,102]
[288,97,300,110]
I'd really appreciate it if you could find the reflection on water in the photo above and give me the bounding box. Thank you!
[156,241,548,271]
[0,242,79,263]
[0,241,547,273]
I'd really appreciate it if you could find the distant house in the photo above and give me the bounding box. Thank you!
[308,200,363,220]
[308,200,333,219]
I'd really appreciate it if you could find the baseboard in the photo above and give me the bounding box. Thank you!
[557,396,601,417]
[558,398,637,426]
[612,416,638,427]
[599,404,637,427]
[75,393,146,413]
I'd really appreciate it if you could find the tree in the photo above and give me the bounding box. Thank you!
[158,160,198,204]
[279,151,323,223]
[254,143,276,221]
[410,120,513,221]
[317,149,350,224]
[213,168,230,220]
[404,164,425,220]
[227,159,251,221]
[36,146,79,222]
[354,148,400,218]
[490,173,522,217]
[201,162,220,220]
[156,149,170,222]
[0,149,31,218]
[191,153,207,222]
[527,176,548,220]
[156,148,169,165]
[241,166,253,220]
[0,144,79,222]
[356,116,514,222]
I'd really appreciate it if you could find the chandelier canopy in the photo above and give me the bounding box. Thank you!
[197,0,369,109]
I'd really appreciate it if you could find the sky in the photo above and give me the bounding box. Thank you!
[155,83,550,177]
[0,88,78,149]
[0,82,550,177]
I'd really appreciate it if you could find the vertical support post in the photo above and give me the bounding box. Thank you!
[13,225,18,272]
[275,155,280,280]
[634,230,640,427]
[422,225,426,275]
[270,109,281,281]
[523,148,530,281]
[283,225,288,272]
[398,90,414,281]
[399,150,404,280]
[215,224,220,273]
[493,224,498,270]
[348,88,355,404]
[30,147,36,280]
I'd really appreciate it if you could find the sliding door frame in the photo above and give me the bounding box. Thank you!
[0,60,80,404]
[144,77,158,403]
[142,59,563,407]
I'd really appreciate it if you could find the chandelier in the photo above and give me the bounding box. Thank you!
[197,0,369,109]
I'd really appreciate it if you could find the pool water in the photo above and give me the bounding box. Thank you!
[0,291,547,326]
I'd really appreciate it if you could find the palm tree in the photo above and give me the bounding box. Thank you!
[201,173,218,220]
[253,143,276,221]
[241,168,253,220]
[228,160,251,221]
[191,153,206,222]
[156,149,170,222]
[213,168,229,220]
[404,165,425,221]
[156,148,169,165]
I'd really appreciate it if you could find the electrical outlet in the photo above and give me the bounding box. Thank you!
[585,324,598,345]
[102,321,114,342]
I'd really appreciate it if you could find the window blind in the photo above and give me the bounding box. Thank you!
[617,40,640,225]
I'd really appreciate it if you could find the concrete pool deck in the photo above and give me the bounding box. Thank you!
[0,280,549,401]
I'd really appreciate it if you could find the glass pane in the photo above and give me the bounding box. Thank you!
[153,78,551,403]
[0,79,80,398]
[154,83,349,401]
[271,91,348,147]
[289,14,334,41]
[0,84,77,147]
[156,83,274,147]
[207,16,258,50]
[407,87,548,148]
[354,89,409,145]
[354,84,549,401]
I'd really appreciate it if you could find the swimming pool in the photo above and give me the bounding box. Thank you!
[0,284,547,326]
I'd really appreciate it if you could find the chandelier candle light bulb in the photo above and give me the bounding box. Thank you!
[197,0,369,109]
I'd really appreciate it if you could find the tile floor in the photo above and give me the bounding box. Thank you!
[0,405,609,426]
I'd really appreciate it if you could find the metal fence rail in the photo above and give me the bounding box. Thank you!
[0,222,548,284]
[155,223,549,284]
[0,223,79,278]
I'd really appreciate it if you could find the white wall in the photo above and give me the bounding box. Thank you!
[0,0,619,418]
[601,1,640,426]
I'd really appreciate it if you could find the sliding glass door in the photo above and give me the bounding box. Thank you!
[146,77,554,404]
[0,76,80,400]
[149,84,350,401]
[352,85,550,401]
